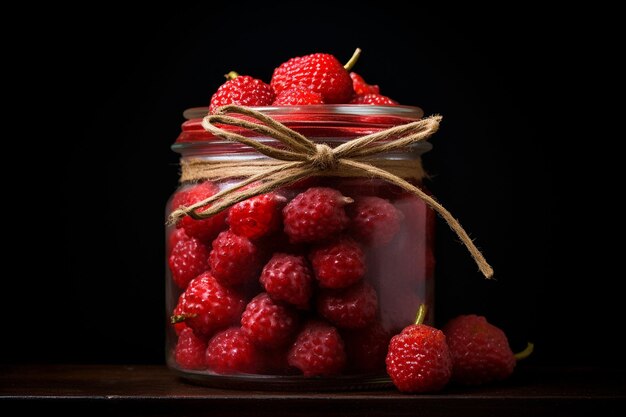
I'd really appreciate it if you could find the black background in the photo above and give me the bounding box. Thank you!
[4,2,618,367]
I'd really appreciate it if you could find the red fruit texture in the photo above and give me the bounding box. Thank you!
[443,315,516,385]
[174,327,207,370]
[309,236,365,289]
[174,181,228,243]
[206,327,260,374]
[386,324,452,393]
[241,293,299,348]
[175,272,246,338]
[209,230,263,287]
[317,281,378,329]
[209,75,275,114]
[167,225,190,255]
[283,187,351,243]
[350,93,398,105]
[228,193,286,240]
[271,53,354,103]
[272,87,325,105]
[343,321,391,373]
[172,295,187,335]
[260,253,313,309]
[349,72,380,95]
[288,321,346,376]
[168,235,210,289]
[349,196,403,246]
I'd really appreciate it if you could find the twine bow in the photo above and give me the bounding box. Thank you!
[169,105,493,278]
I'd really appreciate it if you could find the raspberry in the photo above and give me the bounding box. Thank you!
[343,321,391,373]
[350,93,398,105]
[174,327,207,370]
[241,293,299,348]
[271,53,354,103]
[443,315,516,385]
[209,230,263,287]
[272,87,325,105]
[209,74,275,114]
[349,72,380,95]
[309,236,365,288]
[174,272,246,338]
[206,327,261,374]
[283,187,351,243]
[386,323,452,393]
[172,295,187,335]
[317,281,378,329]
[167,225,190,254]
[260,253,313,309]
[228,193,286,240]
[349,196,403,246]
[175,181,228,243]
[168,235,210,289]
[288,321,346,376]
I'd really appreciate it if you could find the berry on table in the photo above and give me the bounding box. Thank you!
[288,321,347,376]
[443,315,519,385]
[209,73,275,114]
[309,236,365,289]
[386,305,452,393]
[316,281,378,329]
[205,327,261,374]
[209,230,263,287]
[241,293,300,348]
[174,327,207,370]
[283,187,352,243]
[260,253,313,309]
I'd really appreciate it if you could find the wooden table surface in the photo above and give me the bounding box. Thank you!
[1,365,624,416]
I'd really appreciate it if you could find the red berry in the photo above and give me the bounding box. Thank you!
[288,321,346,376]
[206,327,261,374]
[228,193,286,240]
[343,321,391,373]
[443,315,516,385]
[349,72,380,95]
[260,253,313,309]
[272,87,325,105]
[168,235,210,289]
[241,293,300,348]
[283,187,351,243]
[209,75,275,114]
[350,93,398,105]
[209,230,263,287]
[271,53,354,103]
[349,196,403,246]
[317,281,378,329]
[174,327,207,370]
[176,272,246,338]
[309,236,365,289]
[172,295,188,335]
[175,182,228,243]
[386,324,452,393]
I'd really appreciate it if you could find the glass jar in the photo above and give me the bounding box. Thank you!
[165,105,435,390]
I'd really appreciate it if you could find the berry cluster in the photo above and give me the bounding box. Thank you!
[169,182,406,377]
[209,49,398,112]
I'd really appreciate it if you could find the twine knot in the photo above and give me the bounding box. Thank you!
[170,105,493,279]
[310,144,338,170]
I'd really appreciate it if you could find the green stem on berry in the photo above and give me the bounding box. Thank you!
[513,342,534,360]
[170,313,197,324]
[343,48,362,71]
[224,71,239,80]
[414,304,428,325]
